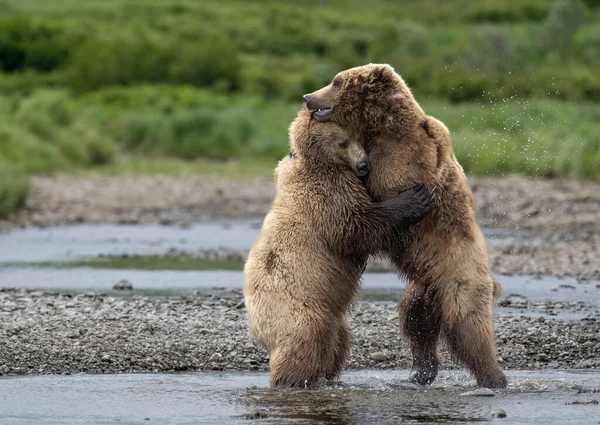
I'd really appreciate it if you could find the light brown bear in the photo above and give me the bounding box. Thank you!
[243,107,433,387]
[303,64,508,388]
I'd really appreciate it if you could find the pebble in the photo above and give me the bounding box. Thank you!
[370,352,390,362]
[491,408,507,418]
[460,388,495,397]
[113,280,133,291]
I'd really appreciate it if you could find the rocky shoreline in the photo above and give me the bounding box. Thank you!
[0,174,599,376]
[1,288,599,376]
[1,174,598,279]
[1,175,598,231]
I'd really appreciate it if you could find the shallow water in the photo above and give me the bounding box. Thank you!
[1,370,599,425]
[0,220,264,263]
[0,267,597,318]
[0,221,513,264]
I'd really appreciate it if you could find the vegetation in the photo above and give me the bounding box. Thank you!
[33,256,247,272]
[24,255,395,272]
[0,0,598,217]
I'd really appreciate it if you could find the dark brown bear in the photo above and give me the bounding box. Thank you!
[303,64,508,389]
[244,107,433,387]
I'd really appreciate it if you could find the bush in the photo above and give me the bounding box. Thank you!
[0,164,28,219]
[0,124,68,174]
[541,0,586,59]
[14,89,73,141]
[67,118,118,166]
[168,35,242,91]
[124,108,255,159]
[78,85,232,114]
[68,35,172,91]
[0,16,72,72]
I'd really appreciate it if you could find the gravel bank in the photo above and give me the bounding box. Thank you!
[1,288,598,376]
[1,175,598,231]
[1,175,598,278]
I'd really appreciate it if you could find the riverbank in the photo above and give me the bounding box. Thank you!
[2,175,599,230]
[1,287,598,376]
[3,174,598,279]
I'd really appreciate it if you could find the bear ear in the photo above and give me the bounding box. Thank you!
[370,64,395,84]
[422,116,450,140]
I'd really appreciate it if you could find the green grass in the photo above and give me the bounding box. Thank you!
[29,256,247,271]
[77,157,277,178]
[427,98,600,177]
[0,0,599,217]
[0,165,28,219]
[18,255,401,273]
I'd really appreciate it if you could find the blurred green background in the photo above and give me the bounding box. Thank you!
[0,0,599,217]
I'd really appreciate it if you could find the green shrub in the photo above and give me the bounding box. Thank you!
[0,16,72,72]
[78,85,232,114]
[0,164,28,219]
[0,124,68,174]
[68,35,172,91]
[14,89,73,141]
[123,108,255,159]
[541,0,586,60]
[168,35,242,91]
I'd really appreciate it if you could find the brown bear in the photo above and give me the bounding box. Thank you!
[303,64,508,388]
[243,107,433,387]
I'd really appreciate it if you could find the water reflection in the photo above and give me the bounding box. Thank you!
[238,382,488,424]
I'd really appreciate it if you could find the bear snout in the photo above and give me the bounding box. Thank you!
[356,158,372,177]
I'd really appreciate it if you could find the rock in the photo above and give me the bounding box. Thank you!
[214,290,242,300]
[537,353,549,362]
[582,341,593,349]
[113,280,133,291]
[370,351,389,362]
[208,353,222,361]
[243,411,268,419]
[498,298,512,307]
[67,331,81,339]
[566,399,599,405]
[491,408,507,418]
[3,301,17,311]
[460,388,495,397]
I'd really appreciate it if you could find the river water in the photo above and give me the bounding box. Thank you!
[1,370,599,425]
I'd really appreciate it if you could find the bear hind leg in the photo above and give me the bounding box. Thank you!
[269,325,337,388]
[325,318,351,381]
[441,282,508,389]
[399,282,442,386]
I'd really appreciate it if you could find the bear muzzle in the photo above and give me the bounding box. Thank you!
[355,158,372,177]
[303,93,333,121]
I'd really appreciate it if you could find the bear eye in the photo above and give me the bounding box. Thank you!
[332,78,342,89]
[338,140,349,149]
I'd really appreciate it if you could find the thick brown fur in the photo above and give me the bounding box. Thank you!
[304,64,508,388]
[243,107,433,387]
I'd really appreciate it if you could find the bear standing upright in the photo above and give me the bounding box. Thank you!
[304,64,508,388]
[243,107,433,387]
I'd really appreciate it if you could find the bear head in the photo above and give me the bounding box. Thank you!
[303,63,426,140]
[289,107,372,177]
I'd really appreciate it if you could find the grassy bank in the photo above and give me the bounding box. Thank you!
[2,89,597,178]
[0,0,599,218]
